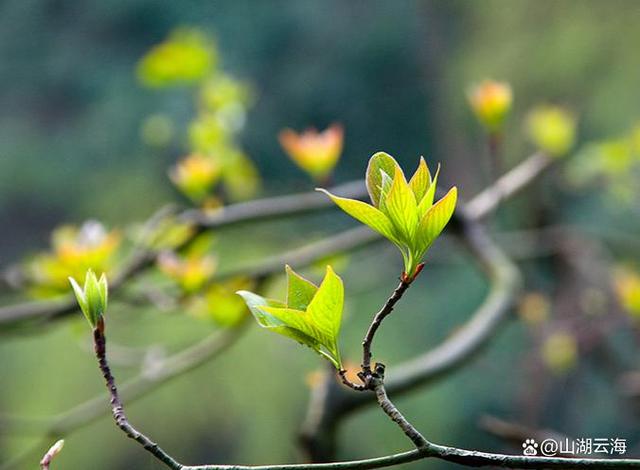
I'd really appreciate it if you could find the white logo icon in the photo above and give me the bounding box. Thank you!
[522,438,539,456]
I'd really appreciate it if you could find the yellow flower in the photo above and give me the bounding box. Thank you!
[157,251,217,294]
[169,153,222,202]
[526,105,576,157]
[467,80,513,132]
[27,221,120,297]
[279,124,343,181]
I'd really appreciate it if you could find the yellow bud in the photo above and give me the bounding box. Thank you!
[467,80,512,132]
[542,332,578,374]
[169,153,222,202]
[279,124,343,182]
[526,105,576,157]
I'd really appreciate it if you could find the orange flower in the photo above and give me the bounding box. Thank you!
[278,124,343,181]
[467,80,512,132]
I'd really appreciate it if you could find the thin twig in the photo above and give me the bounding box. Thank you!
[370,364,427,449]
[92,316,183,470]
[466,152,551,219]
[360,278,413,380]
[39,440,64,470]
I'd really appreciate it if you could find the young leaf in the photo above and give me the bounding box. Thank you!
[305,266,343,346]
[409,157,431,203]
[236,290,321,351]
[417,164,440,218]
[416,186,458,253]
[316,189,401,244]
[383,166,419,243]
[285,265,317,311]
[236,266,345,369]
[365,152,400,207]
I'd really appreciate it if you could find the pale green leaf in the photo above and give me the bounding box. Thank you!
[285,265,317,310]
[236,290,321,350]
[306,265,344,367]
[383,165,419,243]
[365,152,400,207]
[416,186,457,254]
[417,164,440,218]
[377,170,394,214]
[409,157,431,203]
[317,189,401,245]
[69,276,90,325]
[306,266,343,341]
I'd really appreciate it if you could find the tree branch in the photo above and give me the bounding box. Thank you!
[86,325,640,470]
[299,204,522,461]
[0,152,549,328]
[465,152,551,219]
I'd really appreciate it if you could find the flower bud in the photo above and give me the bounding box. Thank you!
[467,80,512,132]
[69,270,108,328]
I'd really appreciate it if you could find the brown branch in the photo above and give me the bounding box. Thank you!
[360,278,413,379]
[465,152,551,219]
[92,317,183,469]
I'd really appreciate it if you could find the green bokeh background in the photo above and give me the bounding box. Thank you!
[2,1,640,469]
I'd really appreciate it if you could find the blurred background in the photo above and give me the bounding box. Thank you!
[2,0,640,468]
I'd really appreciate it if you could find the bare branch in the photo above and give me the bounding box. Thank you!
[465,152,551,219]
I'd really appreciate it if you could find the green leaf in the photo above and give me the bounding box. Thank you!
[409,157,431,203]
[365,152,400,207]
[316,189,401,245]
[305,266,343,355]
[236,266,345,369]
[236,290,321,350]
[416,186,457,254]
[69,277,89,322]
[383,166,419,244]
[377,170,394,214]
[285,265,317,310]
[417,164,440,218]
